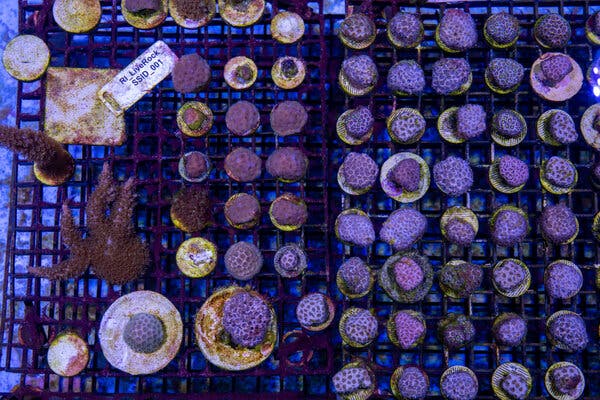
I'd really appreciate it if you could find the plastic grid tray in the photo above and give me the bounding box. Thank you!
[329,0,600,399]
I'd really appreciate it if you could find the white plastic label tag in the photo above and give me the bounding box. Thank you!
[98,40,178,115]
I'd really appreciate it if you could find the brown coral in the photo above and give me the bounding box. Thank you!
[29,163,149,284]
[171,185,213,232]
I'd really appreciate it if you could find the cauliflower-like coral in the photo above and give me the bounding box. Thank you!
[341,55,378,90]
[547,312,588,352]
[444,217,476,246]
[432,58,471,95]
[457,104,486,139]
[545,262,582,300]
[389,158,421,192]
[332,367,372,394]
[538,54,573,86]
[438,313,475,350]
[390,110,426,143]
[493,260,527,292]
[388,12,422,48]
[222,291,271,347]
[493,109,524,138]
[224,242,263,280]
[437,9,477,52]
[548,111,578,144]
[266,147,307,182]
[439,261,483,298]
[345,106,374,139]
[340,152,378,192]
[441,369,478,400]
[540,204,578,244]
[486,58,524,91]
[336,212,375,247]
[544,156,576,188]
[343,309,378,345]
[534,13,571,49]
[433,156,473,196]
[491,209,528,246]
[296,293,329,327]
[123,313,166,353]
[493,313,527,346]
[501,373,529,400]
[396,366,428,400]
[393,311,426,349]
[387,60,425,95]
[380,208,427,252]
[485,12,519,47]
[498,155,529,187]
[393,257,424,291]
[338,257,371,295]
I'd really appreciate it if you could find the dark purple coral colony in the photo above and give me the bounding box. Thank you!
[332,367,372,394]
[225,101,260,136]
[389,109,426,143]
[456,104,486,140]
[431,58,471,95]
[491,209,528,246]
[396,366,429,400]
[547,312,589,352]
[438,313,475,350]
[445,217,476,246]
[393,311,426,349]
[387,60,426,95]
[437,9,477,52]
[534,13,571,49]
[433,156,473,196]
[439,261,483,298]
[544,156,576,188]
[389,158,421,192]
[441,369,478,400]
[224,147,262,182]
[336,212,375,247]
[486,58,524,91]
[493,313,527,346]
[549,111,578,144]
[341,55,378,91]
[338,257,371,295]
[222,291,271,347]
[540,204,578,244]
[380,208,427,252]
[493,109,525,138]
[498,155,529,187]
[500,373,529,400]
[266,147,307,182]
[340,152,379,192]
[545,262,582,300]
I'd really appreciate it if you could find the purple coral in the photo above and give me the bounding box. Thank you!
[222,291,271,347]
[549,364,584,397]
[538,54,573,86]
[389,109,426,143]
[437,9,477,52]
[439,261,483,298]
[486,58,524,91]
[224,147,262,182]
[296,293,330,327]
[393,311,426,349]
[493,109,524,138]
[548,111,578,144]
[491,209,528,246]
[534,14,571,49]
[498,155,529,187]
[433,156,473,196]
[332,367,372,394]
[547,312,588,352]
[493,260,528,293]
[266,147,308,182]
[441,369,478,400]
[388,12,422,48]
[123,313,166,354]
[438,313,475,350]
[500,373,529,400]
[387,60,425,95]
[336,212,375,247]
[389,158,421,192]
[380,208,427,252]
[545,262,582,300]
[224,242,263,280]
[393,257,424,292]
[345,106,374,139]
[493,313,527,346]
[432,58,471,95]
[444,217,476,246]
[544,156,576,188]
[338,257,371,295]
[341,55,378,90]
[343,308,378,345]
[456,104,486,139]
[274,245,306,278]
[485,12,519,46]
[340,152,378,192]
[540,204,578,244]
[340,13,375,43]
[396,366,429,400]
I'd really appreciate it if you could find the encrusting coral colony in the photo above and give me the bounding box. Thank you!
[3,2,600,398]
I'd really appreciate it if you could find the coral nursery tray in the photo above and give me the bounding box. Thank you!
[2,0,600,399]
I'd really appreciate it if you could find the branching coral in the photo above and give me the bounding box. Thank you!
[29,163,149,284]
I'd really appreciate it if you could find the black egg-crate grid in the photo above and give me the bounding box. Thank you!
[330,1,600,399]
[0,0,335,398]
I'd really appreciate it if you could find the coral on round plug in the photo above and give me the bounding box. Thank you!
[387,60,425,95]
[266,147,308,182]
[485,58,524,93]
[388,12,423,48]
[335,211,375,247]
[123,313,166,354]
[296,293,330,328]
[222,291,272,348]
[490,208,528,247]
[548,111,578,144]
[341,308,378,346]
[534,13,571,49]
[436,9,477,52]
[498,155,529,188]
[392,311,426,349]
[484,12,519,48]
[431,58,471,95]
[339,152,379,194]
[438,313,475,350]
[545,261,582,300]
[539,204,578,244]
[493,313,527,347]
[547,312,589,352]
[332,366,373,394]
[444,217,476,246]
[337,257,372,297]
[224,241,263,280]
[441,368,478,400]
[395,366,429,400]
[433,156,473,196]
[380,208,427,252]
[456,104,486,140]
[439,261,483,298]
[543,156,576,188]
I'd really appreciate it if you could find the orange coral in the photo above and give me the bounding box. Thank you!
[29,163,149,284]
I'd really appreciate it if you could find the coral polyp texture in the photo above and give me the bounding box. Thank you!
[388,12,423,48]
[225,100,260,136]
[540,204,578,244]
[332,366,372,394]
[545,261,582,300]
[394,257,424,291]
[123,313,166,354]
[345,106,374,139]
[387,60,425,95]
[224,147,262,182]
[444,217,476,246]
[336,212,375,247]
[493,313,527,346]
[498,155,529,187]
[342,308,378,346]
[380,208,427,252]
[339,13,375,47]
[274,245,306,278]
[222,291,271,348]
[433,156,473,196]
[224,241,263,280]
[431,58,471,95]
[224,193,260,229]
[537,54,573,87]
[270,100,308,136]
[172,53,211,93]
[296,293,330,328]
[389,158,421,192]
[490,208,528,247]
[500,373,530,400]
[486,58,524,92]
[493,109,525,138]
[437,9,477,52]
[493,260,528,293]
[438,313,475,350]
[29,163,149,284]
[170,185,213,232]
[339,152,378,193]
[395,366,429,400]
[456,104,486,139]
[441,369,478,400]
[543,156,576,188]
[548,364,584,398]
[266,147,307,182]
[389,109,426,143]
[547,312,589,353]
[393,311,426,349]
[534,13,571,49]
[549,111,578,144]
[439,261,483,298]
[338,257,371,295]
[484,12,519,47]
[340,54,378,93]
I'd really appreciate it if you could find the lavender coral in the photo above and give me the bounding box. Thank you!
[438,313,475,350]
[456,104,486,139]
[433,156,473,196]
[484,12,519,48]
[222,291,272,348]
[490,208,528,247]
[439,261,483,298]
[332,366,372,394]
[387,60,425,95]
[547,312,589,352]
[485,58,524,93]
[498,155,529,187]
[337,257,372,296]
[493,313,527,346]
[339,152,378,194]
[296,293,330,328]
[436,9,477,52]
[341,308,378,346]
[224,241,263,280]
[123,313,166,353]
[388,12,423,48]
[534,13,571,49]
[545,261,582,300]
[380,208,427,252]
[395,366,429,400]
[441,368,478,400]
[431,58,471,95]
[392,311,426,349]
[336,211,375,247]
[539,204,578,244]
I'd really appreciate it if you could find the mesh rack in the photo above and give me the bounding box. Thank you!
[2,0,600,399]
